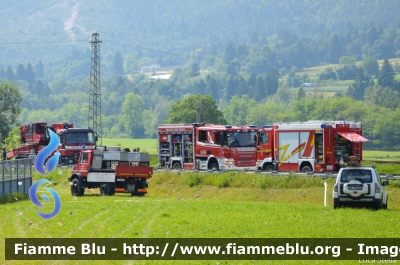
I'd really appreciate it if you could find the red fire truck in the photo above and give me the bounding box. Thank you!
[158,123,258,170]
[7,122,97,165]
[255,120,369,173]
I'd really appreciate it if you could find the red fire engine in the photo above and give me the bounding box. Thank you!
[7,122,97,165]
[255,120,369,173]
[158,123,258,170]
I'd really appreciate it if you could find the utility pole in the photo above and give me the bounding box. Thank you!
[88,31,102,145]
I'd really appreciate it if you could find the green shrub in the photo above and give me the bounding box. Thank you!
[187,174,202,187]
[0,192,28,204]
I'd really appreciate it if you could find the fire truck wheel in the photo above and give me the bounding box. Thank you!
[301,165,312,173]
[100,183,112,196]
[71,178,84,196]
[209,163,219,171]
[263,164,274,171]
[172,162,181,170]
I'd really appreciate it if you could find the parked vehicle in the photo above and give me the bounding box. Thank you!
[7,122,96,165]
[256,120,369,173]
[69,147,153,196]
[333,165,388,209]
[158,123,258,171]
[158,120,368,173]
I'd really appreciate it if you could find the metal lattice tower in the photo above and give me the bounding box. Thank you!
[88,31,102,145]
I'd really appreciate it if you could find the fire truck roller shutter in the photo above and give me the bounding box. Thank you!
[336,132,369,142]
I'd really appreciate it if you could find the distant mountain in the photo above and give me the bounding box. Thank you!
[1,0,400,72]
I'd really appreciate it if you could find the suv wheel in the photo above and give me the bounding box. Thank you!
[373,199,382,210]
[382,195,388,209]
[333,198,341,209]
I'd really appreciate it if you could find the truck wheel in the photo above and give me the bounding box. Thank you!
[209,163,219,171]
[100,183,112,196]
[301,166,312,173]
[263,164,274,172]
[71,178,84,196]
[172,162,181,170]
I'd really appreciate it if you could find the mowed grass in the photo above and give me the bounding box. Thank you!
[2,169,400,265]
[363,150,400,160]
[100,138,158,154]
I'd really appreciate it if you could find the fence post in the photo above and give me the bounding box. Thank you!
[2,161,4,195]
[9,161,12,194]
[16,160,19,193]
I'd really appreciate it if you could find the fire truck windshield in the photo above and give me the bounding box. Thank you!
[226,131,257,147]
[65,132,96,144]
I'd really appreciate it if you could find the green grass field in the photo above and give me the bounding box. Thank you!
[101,138,158,154]
[2,169,400,264]
[363,150,400,160]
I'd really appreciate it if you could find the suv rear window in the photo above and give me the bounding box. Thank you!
[340,169,372,183]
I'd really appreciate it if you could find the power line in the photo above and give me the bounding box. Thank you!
[0,31,286,73]
[0,39,88,45]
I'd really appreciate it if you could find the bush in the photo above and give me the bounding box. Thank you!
[0,192,28,204]
[188,174,202,187]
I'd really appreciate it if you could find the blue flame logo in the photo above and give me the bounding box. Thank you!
[29,179,61,219]
[30,128,61,219]
[35,129,60,175]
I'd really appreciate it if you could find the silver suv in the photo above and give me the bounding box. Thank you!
[333,167,389,209]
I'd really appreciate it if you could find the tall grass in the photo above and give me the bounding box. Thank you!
[154,171,334,189]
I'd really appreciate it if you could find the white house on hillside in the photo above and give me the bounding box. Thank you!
[141,63,160,73]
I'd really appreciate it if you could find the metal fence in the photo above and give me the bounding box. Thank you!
[0,159,32,197]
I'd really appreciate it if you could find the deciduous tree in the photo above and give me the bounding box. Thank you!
[0,81,22,142]
[120,93,145,137]
[166,94,227,124]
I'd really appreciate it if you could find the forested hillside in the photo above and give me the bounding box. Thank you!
[1,0,400,149]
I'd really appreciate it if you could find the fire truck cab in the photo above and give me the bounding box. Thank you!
[255,120,369,173]
[158,123,258,171]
